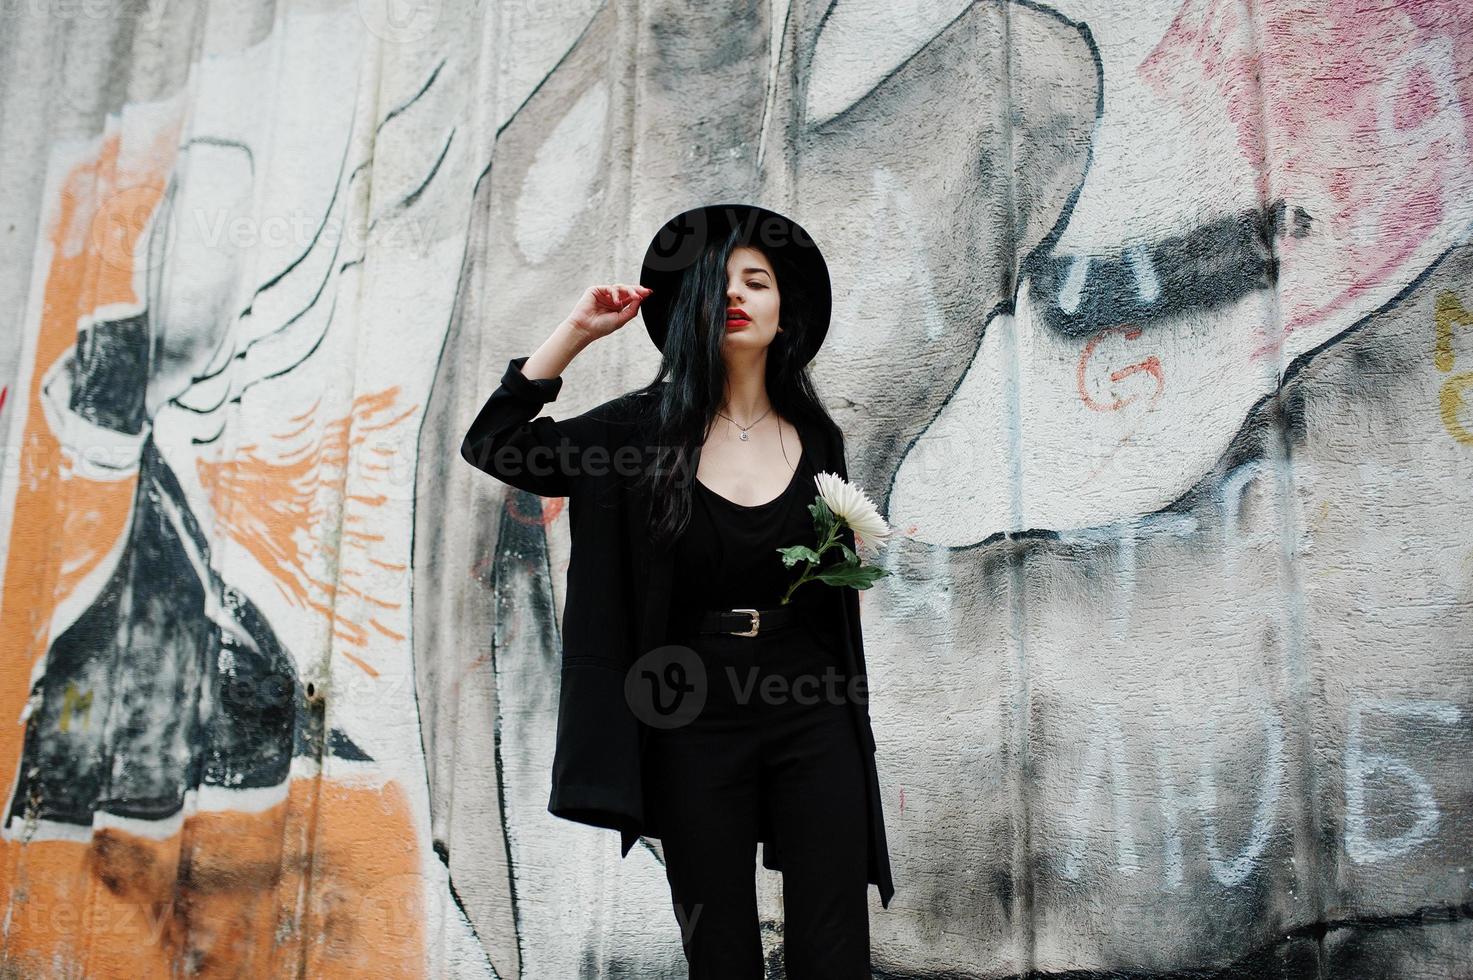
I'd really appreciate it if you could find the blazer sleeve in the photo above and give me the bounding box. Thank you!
[460,355,614,498]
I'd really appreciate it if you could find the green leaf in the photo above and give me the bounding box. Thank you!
[813,562,891,590]
[777,544,823,568]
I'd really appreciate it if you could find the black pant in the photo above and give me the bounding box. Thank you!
[646,616,871,979]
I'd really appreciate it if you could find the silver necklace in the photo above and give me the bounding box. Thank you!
[716,407,771,441]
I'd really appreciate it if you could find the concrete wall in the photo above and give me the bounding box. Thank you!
[0,0,1468,976]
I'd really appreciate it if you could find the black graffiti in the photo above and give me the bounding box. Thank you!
[1027,200,1312,338]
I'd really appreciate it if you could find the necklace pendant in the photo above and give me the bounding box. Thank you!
[739,430,749,441]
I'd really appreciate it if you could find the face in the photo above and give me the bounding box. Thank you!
[721,245,781,349]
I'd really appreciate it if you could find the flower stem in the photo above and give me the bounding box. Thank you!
[780,522,843,605]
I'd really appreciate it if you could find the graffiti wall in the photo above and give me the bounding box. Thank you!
[0,0,1468,976]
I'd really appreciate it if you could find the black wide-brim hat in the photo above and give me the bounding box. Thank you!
[638,203,831,366]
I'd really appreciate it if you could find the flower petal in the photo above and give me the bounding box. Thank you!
[813,470,894,545]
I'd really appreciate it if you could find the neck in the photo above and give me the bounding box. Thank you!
[720,357,771,425]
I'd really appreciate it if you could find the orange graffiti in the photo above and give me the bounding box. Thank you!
[196,386,418,668]
[0,778,425,977]
[1076,325,1165,412]
[0,123,178,825]
[2,111,429,978]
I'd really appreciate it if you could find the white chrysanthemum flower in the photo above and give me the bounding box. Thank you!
[814,471,894,546]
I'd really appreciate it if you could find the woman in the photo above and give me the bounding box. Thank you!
[461,204,890,977]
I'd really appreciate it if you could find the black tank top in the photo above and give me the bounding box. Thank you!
[671,441,818,612]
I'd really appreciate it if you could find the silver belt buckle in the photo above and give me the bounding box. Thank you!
[729,608,760,637]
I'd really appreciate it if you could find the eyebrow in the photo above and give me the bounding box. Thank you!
[740,268,771,277]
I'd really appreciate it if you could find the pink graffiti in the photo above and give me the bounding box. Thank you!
[508,494,566,528]
[1141,0,1473,359]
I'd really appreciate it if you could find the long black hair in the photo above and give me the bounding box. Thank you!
[625,221,840,551]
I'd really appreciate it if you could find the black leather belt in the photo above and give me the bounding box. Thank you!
[687,596,821,637]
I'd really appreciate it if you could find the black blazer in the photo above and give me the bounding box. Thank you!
[461,355,894,909]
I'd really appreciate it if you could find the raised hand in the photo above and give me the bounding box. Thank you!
[565,283,652,341]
